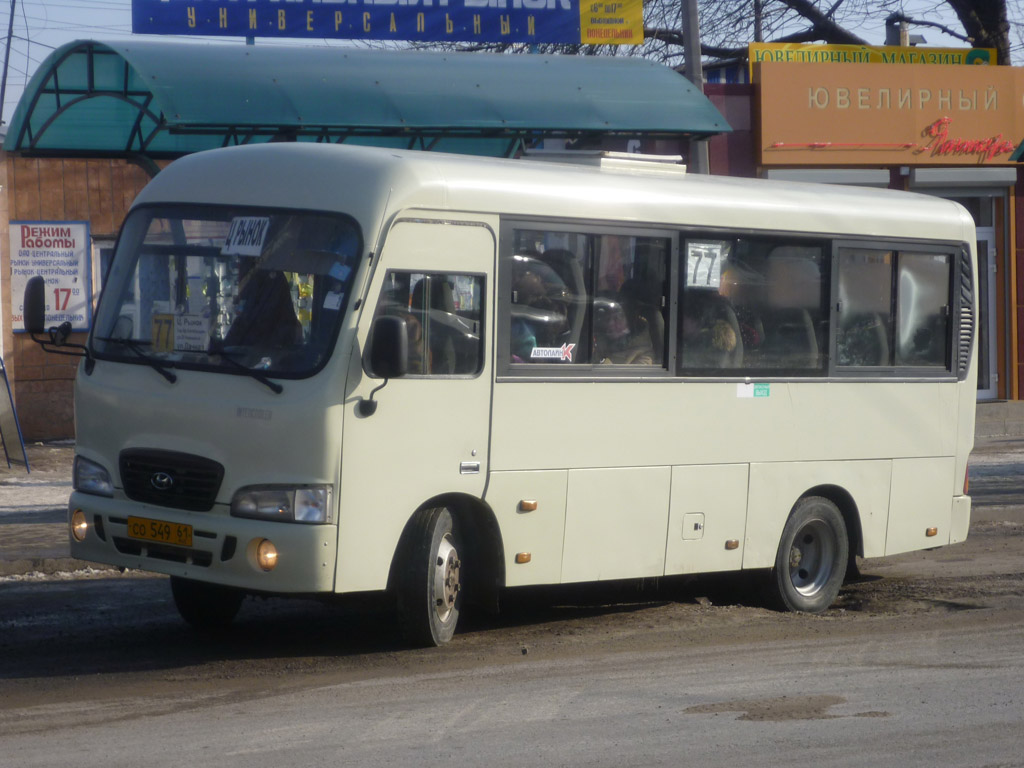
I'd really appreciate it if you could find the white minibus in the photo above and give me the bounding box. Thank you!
[25,144,976,645]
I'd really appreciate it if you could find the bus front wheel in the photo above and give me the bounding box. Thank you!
[170,576,244,631]
[767,496,848,614]
[396,507,463,647]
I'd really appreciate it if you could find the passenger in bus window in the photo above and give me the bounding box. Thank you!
[680,289,741,368]
[593,297,654,365]
[510,317,537,362]
[510,254,574,361]
[720,266,764,353]
[401,311,429,375]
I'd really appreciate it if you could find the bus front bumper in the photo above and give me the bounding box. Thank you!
[67,492,338,593]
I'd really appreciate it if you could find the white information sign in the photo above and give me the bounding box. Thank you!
[686,240,730,289]
[222,216,271,257]
[174,314,211,351]
[9,221,92,332]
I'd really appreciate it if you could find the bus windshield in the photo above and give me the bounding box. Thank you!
[92,205,362,379]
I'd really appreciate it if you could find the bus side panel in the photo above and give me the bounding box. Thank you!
[885,457,956,556]
[484,470,568,587]
[561,466,671,583]
[664,464,748,576]
[743,460,893,569]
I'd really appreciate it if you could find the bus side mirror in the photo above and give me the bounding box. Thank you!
[359,315,408,417]
[24,276,46,335]
[22,274,94,373]
[367,315,409,380]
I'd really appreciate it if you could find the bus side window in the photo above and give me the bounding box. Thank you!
[758,246,828,371]
[837,248,893,367]
[508,230,669,367]
[837,248,952,369]
[679,239,828,374]
[374,271,484,377]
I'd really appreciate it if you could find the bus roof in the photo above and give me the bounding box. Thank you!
[135,143,973,246]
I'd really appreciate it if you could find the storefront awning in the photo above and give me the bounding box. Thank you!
[3,39,731,159]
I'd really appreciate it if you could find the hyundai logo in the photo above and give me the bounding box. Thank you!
[150,472,174,491]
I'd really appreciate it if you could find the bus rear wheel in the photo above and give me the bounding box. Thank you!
[767,496,848,614]
[396,507,462,647]
[170,576,244,631]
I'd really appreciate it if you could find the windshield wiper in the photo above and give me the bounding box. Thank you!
[97,337,177,383]
[212,346,284,394]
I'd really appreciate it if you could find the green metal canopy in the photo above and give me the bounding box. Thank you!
[3,39,730,159]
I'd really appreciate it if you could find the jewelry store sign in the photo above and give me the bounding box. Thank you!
[757,62,1022,166]
[9,221,92,332]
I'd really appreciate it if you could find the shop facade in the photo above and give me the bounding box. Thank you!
[704,58,1023,402]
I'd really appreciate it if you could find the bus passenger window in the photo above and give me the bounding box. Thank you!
[837,249,894,367]
[837,248,953,370]
[758,247,828,370]
[508,230,669,368]
[679,239,828,374]
[897,254,951,367]
[373,271,484,377]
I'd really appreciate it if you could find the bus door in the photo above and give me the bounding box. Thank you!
[335,217,496,593]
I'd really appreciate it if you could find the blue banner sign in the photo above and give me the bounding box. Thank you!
[132,0,644,45]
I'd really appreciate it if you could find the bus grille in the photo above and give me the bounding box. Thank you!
[957,250,974,382]
[119,449,224,512]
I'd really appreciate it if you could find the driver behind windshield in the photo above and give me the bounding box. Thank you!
[224,268,302,348]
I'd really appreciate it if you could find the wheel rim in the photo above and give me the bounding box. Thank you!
[787,518,837,597]
[432,532,461,624]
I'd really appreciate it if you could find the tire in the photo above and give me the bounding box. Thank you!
[170,576,244,632]
[767,496,848,614]
[396,507,463,647]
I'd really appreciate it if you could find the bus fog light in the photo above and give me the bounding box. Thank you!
[255,539,279,571]
[71,509,88,542]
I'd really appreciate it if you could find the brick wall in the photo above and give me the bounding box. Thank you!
[1,155,154,441]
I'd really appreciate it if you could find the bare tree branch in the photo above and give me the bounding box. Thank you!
[776,0,870,44]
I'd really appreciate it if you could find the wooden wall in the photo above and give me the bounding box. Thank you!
[1,155,154,440]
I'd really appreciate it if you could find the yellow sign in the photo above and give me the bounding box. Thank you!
[749,42,995,78]
[579,0,644,45]
[152,313,175,353]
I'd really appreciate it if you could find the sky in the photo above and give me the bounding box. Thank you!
[0,0,974,129]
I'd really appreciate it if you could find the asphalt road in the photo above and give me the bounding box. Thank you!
[0,442,1022,767]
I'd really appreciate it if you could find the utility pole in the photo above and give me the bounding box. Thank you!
[682,0,709,174]
[0,0,16,126]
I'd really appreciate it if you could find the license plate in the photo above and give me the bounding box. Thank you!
[127,516,193,547]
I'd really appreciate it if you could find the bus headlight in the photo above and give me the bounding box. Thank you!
[230,485,332,524]
[73,456,114,497]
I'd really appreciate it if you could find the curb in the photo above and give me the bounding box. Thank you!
[0,557,117,578]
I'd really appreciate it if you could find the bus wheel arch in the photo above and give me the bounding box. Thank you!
[389,494,504,646]
[766,494,850,614]
[803,484,863,581]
